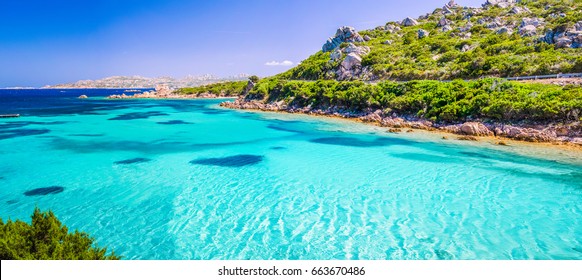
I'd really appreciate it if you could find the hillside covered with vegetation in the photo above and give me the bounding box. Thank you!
[279,0,581,81]
[246,78,581,124]
[0,208,120,260]
[177,80,248,96]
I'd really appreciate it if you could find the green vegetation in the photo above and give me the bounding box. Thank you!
[277,0,581,81]
[177,80,247,96]
[248,78,582,123]
[0,208,120,260]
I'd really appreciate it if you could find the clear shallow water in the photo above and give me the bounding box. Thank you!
[1,89,581,260]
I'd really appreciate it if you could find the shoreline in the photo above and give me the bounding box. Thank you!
[220,98,582,150]
[106,91,236,100]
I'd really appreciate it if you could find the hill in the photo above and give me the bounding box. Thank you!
[217,0,582,144]
[278,0,581,81]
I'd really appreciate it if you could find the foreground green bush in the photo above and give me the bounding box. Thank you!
[0,208,120,260]
[248,78,582,124]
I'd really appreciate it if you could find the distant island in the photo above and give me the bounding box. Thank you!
[43,74,250,89]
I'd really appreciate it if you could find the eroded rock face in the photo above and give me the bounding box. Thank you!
[460,122,493,136]
[576,21,582,31]
[337,53,363,80]
[402,17,419,26]
[322,26,364,52]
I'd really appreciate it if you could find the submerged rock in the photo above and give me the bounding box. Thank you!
[114,158,152,165]
[23,186,64,197]
[78,95,88,99]
[190,155,264,167]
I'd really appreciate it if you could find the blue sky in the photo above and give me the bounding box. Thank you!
[0,0,484,87]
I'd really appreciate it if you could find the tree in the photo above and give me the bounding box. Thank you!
[0,207,120,260]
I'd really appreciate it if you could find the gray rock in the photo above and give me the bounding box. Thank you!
[521,17,544,28]
[576,21,582,32]
[338,53,363,80]
[442,25,453,32]
[510,6,525,14]
[461,44,472,52]
[459,22,473,32]
[483,0,517,8]
[437,17,451,27]
[418,29,429,38]
[446,0,459,8]
[363,35,371,41]
[382,40,393,45]
[542,30,555,44]
[519,25,537,37]
[497,27,512,35]
[556,37,572,48]
[402,17,419,26]
[322,26,364,52]
[330,49,343,61]
[343,43,370,56]
[443,6,453,15]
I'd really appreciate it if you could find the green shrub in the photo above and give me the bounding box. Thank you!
[0,208,120,260]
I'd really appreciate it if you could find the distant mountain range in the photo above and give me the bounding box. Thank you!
[43,74,251,89]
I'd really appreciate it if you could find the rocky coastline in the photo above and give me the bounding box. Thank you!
[106,84,234,99]
[220,98,582,147]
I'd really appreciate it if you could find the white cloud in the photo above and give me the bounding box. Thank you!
[265,60,294,66]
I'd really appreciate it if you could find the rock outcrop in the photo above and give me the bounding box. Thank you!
[334,43,371,80]
[322,26,364,52]
[460,122,494,136]
[402,17,419,26]
[78,95,88,99]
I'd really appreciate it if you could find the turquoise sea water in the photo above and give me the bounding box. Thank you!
[1,89,581,260]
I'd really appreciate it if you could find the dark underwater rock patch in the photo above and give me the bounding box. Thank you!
[156,120,193,125]
[190,154,264,167]
[108,111,169,121]
[270,146,286,150]
[23,186,64,197]
[6,199,18,205]
[0,128,51,140]
[310,136,411,147]
[114,158,152,165]
[69,133,105,137]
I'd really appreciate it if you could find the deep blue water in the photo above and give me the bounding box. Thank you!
[0,89,581,260]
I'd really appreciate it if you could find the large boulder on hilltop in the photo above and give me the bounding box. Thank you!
[322,26,364,52]
[402,17,419,26]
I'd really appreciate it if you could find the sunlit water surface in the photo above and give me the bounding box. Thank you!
[1,89,581,260]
